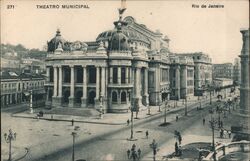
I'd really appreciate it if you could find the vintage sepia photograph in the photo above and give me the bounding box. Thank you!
[1,0,249,161]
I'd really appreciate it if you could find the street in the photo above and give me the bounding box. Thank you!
[1,97,223,161]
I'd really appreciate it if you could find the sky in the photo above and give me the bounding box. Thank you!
[1,0,249,64]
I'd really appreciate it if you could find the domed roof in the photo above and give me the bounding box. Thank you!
[47,29,66,52]
[108,30,130,51]
[96,27,150,44]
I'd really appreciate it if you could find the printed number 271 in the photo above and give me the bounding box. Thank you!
[7,5,15,9]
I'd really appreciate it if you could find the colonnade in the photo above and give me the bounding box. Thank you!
[46,65,149,110]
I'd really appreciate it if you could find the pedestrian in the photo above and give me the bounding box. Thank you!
[137,148,141,158]
[176,115,179,122]
[127,149,130,159]
[228,130,231,138]
[127,119,130,126]
[175,142,178,155]
[51,115,53,120]
[203,118,205,125]
[220,129,224,138]
[178,135,182,145]
[223,130,227,138]
[71,119,74,126]
[131,144,136,151]
[197,106,199,111]
[146,130,149,139]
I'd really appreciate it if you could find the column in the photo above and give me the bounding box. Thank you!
[46,66,50,82]
[95,66,100,101]
[109,67,113,83]
[176,66,180,100]
[101,67,105,97]
[130,68,132,83]
[15,93,18,104]
[180,66,187,99]
[95,66,101,108]
[53,66,58,97]
[135,67,142,105]
[118,67,121,85]
[58,66,62,97]
[81,66,87,108]
[125,67,129,84]
[69,65,75,107]
[143,68,149,106]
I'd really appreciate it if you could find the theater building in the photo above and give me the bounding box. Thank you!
[45,11,195,112]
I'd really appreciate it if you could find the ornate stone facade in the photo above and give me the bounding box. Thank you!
[45,11,196,112]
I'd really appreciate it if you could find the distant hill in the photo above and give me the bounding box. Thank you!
[1,43,47,60]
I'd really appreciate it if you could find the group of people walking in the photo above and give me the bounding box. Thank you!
[220,128,231,139]
[127,144,141,161]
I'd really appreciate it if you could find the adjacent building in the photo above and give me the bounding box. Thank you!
[212,63,234,79]
[239,29,249,114]
[44,9,197,112]
[1,71,46,108]
[177,53,212,96]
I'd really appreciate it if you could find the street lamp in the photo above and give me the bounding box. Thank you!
[30,90,33,114]
[164,101,168,123]
[150,139,158,161]
[209,116,217,161]
[71,132,77,161]
[4,129,17,161]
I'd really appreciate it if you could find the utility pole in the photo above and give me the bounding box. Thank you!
[209,117,217,161]
[30,90,33,114]
[164,103,167,123]
[130,106,134,139]
[71,132,77,161]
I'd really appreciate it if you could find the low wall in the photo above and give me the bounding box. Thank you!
[202,140,250,160]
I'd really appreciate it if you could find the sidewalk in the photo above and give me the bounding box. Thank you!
[12,98,205,126]
[1,145,28,161]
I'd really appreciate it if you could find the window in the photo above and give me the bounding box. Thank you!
[113,67,118,84]
[121,67,126,84]
[112,91,117,103]
[121,91,126,103]
[88,67,96,83]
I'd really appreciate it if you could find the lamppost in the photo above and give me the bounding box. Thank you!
[150,139,158,161]
[30,90,33,114]
[129,98,138,140]
[164,101,168,123]
[4,129,17,161]
[209,116,217,161]
[71,132,77,161]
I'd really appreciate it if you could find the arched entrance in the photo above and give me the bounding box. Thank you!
[88,90,96,106]
[162,92,168,102]
[63,89,70,104]
[48,89,53,101]
[75,90,82,104]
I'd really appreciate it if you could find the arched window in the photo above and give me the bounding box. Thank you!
[121,91,126,103]
[112,91,117,103]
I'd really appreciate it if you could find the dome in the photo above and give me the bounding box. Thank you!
[96,27,150,45]
[108,30,130,51]
[47,29,66,52]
